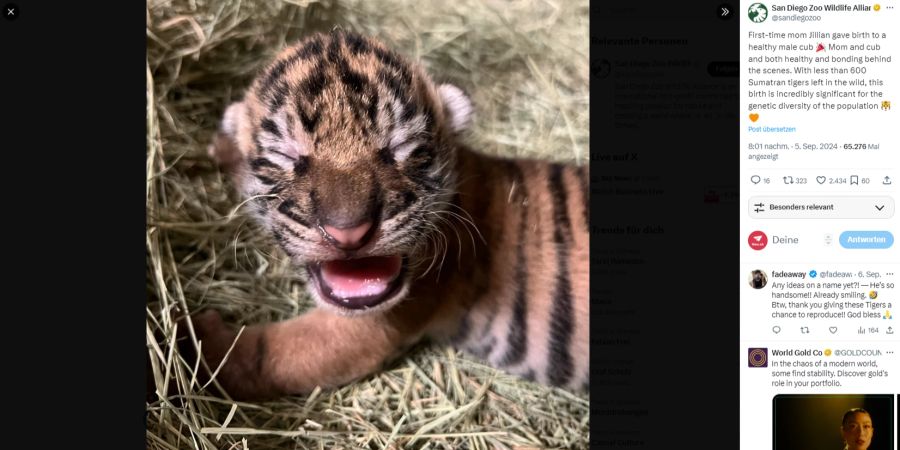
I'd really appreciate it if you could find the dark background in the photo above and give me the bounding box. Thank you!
[0,1,146,446]
[590,1,740,447]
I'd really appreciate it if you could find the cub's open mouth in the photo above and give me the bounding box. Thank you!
[307,255,405,309]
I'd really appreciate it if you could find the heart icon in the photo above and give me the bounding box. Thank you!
[749,113,760,122]
[772,326,781,334]
[817,176,826,184]
[829,326,838,334]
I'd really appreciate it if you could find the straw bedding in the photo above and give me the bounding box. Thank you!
[147,1,588,448]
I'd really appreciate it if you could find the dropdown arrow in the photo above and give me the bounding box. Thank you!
[875,205,885,211]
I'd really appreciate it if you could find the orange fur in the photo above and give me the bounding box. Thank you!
[188,31,589,400]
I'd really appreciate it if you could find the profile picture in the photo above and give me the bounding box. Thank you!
[773,394,895,450]
[749,269,768,289]
[748,3,768,23]
[748,347,768,367]
[591,58,611,79]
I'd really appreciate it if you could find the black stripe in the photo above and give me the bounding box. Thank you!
[401,191,417,208]
[275,222,310,242]
[379,68,407,100]
[402,171,440,187]
[367,92,379,126]
[251,157,280,171]
[297,36,325,59]
[326,31,342,63]
[267,183,285,195]
[259,59,289,98]
[308,189,319,212]
[331,50,372,131]
[550,165,573,236]
[373,47,412,84]
[271,229,298,258]
[250,158,281,186]
[404,174,441,193]
[382,189,416,221]
[345,95,370,137]
[254,174,276,185]
[377,69,415,123]
[277,199,310,227]
[286,114,295,133]
[336,57,367,94]
[299,109,321,134]
[400,102,417,122]
[377,147,395,165]
[272,228,287,246]
[298,62,329,98]
[260,119,282,138]
[405,145,434,174]
[421,99,436,133]
[265,148,297,161]
[345,32,372,54]
[254,197,268,215]
[547,164,574,386]
[259,36,324,97]
[575,167,589,228]
[498,164,529,367]
[294,155,310,177]
[252,132,262,154]
[268,81,289,113]
[408,144,433,160]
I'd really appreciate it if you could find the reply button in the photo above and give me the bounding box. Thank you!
[839,231,894,249]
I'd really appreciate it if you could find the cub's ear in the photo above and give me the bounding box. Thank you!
[207,101,248,169]
[437,84,473,133]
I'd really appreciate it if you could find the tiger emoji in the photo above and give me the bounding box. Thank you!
[188,30,589,400]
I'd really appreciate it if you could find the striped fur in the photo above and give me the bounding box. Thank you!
[195,31,589,400]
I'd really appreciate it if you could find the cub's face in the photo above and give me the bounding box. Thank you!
[211,31,472,315]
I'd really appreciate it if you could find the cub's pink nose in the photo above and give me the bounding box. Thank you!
[322,221,373,250]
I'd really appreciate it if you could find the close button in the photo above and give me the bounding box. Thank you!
[4,3,19,21]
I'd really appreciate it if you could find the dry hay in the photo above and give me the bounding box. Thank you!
[147,0,588,448]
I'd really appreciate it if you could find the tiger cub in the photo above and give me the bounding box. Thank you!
[191,30,588,400]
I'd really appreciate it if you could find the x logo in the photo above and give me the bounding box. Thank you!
[7,8,13,15]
